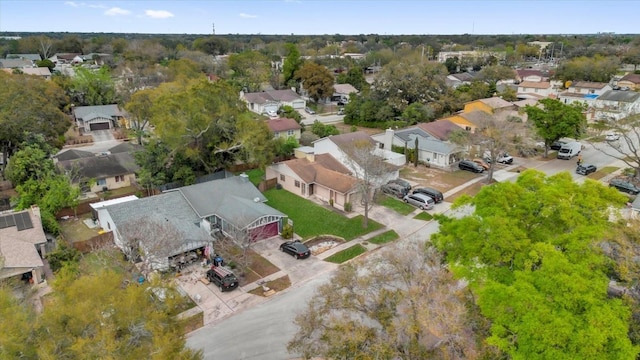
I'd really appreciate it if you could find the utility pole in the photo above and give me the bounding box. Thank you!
[212,22,215,35]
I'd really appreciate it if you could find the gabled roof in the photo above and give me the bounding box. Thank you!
[178,176,285,228]
[242,89,302,104]
[516,69,548,79]
[619,73,640,84]
[325,131,376,150]
[279,154,357,194]
[597,90,640,103]
[54,149,94,161]
[21,67,51,77]
[333,83,358,94]
[57,152,139,180]
[448,72,476,82]
[0,207,46,246]
[266,118,301,132]
[518,81,551,89]
[512,99,539,108]
[0,59,33,68]
[571,81,609,89]
[417,119,461,141]
[106,191,210,256]
[475,97,514,110]
[459,110,494,125]
[73,104,126,120]
[109,142,143,154]
[6,53,42,61]
[393,127,461,155]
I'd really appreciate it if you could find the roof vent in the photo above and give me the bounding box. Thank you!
[254,197,260,202]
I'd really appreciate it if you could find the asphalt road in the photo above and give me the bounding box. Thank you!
[187,272,332,360]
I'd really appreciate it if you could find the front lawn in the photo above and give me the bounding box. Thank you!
[413,212,434,221]
[587,166,619,180]
[378,195,415,215]
[367,230,399,245]
[325,244,368,264]
[244,168,265,186]
[264,189,383,240]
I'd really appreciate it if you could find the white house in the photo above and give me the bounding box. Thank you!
[559,81,612,106]
[241,89,306,115]
[591,90,640,122]
[517,81,553,99]
[91,195,139,232]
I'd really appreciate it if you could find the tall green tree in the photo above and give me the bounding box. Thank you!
[525,98,587,157]
[228,50,270,92]
[125,89,155,145]
[69,66,118,106]
[336,66,367,91]
[282,43,302,87]
[554,55,620,83]
[295,62,334,103]
[432,170,638,359]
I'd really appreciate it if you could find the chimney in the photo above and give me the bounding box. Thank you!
[384,128,394,150]
[239,173,249,182]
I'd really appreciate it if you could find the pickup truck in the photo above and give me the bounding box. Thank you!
[484,152,514,165]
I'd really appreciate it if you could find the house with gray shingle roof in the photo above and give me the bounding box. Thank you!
[6,53,42,62]
[266,153,358,211]
[266,118,301,140]
[103,191,213,272]
[177,175,286,241]
[241,89,306,115]
[53,149,94,162]
[375,127,464,169]
[592,90,640,122]
[56,152,139,194]
[72,104,127,133]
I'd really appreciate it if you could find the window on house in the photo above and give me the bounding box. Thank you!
[535,88,539,93]
[590,90,595,94]
[294,180,300,188]
[97,179,106,186]
[465,126,472,131]
[280,174,285,181]
[115,175,124,182]
[274,132,280,138]
[287,130,294,136]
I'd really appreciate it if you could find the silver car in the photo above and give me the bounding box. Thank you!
[403,193,434,210]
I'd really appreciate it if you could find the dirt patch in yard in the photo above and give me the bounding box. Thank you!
[303,235,346,255]
[333,123,383,136]
[248,275,291,296]
[400,166,482,192]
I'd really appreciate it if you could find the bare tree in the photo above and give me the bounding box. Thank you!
[340,139,396,228]
[590,115,640,179]
[38,36,53,60]
[117,216,210,275]
[288,242,479,360]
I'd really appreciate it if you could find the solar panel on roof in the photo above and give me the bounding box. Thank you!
[15,212,33,231]
[0,214,15,229]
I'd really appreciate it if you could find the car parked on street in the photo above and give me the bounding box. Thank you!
[459,160,485,173]
[609,179,640,195]
[403,193,434,210]
[267,110,278,118]
[576,164,597,175]
[206,267,239,292]
[550,140,566,150]
[412,187,444,203]
[305,107,315,114]
[279,240,311,259]
[605,133,621,141]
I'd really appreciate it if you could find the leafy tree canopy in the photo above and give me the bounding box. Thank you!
[525,98,587,156]
[295,62,334,103]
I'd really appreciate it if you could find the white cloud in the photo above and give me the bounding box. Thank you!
[239,13,258,18]
[64,1,80,6]
[105,7,131,16]
[64,1,106,8]
[145,10,175,19]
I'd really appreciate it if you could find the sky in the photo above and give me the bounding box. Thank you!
[0,0,638,35]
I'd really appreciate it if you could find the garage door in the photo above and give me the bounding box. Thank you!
[90,122,111,131]
[249,222,279,241]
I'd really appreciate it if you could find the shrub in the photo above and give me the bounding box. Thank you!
[281,223,294,239]
[344,202,352,212]
[329,199,334,207]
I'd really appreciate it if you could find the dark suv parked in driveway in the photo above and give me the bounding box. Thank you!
[412,187,444,203]
[381,183,408,198]
[459,160,484,173]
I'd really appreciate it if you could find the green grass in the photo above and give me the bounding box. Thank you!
[325,244,367,263]
[244,169,265,186]
[367,230,399,245]
[587,166,619,180]
[264,189,382,240]
[413,212,434,221]
[378,195,415,215]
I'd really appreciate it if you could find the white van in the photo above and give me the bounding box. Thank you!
[557,141,582,160]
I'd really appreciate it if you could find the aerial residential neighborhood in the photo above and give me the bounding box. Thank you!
[2,1,640,359]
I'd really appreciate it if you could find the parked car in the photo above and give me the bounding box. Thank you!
[609,179,640,195]
[412,187,444,203]
[381,183,408,198]
[279,240,311,259]
[388,178,412,192]
[459,160,485,173]
[206,267,239,292]
[305,107,316,114]
[266,110,278,117]
[550,140,566,150]
[337,108,344,115]
[403,193,434,210]
[576,164,597,175]
[337,100,348,106]
[605,133,621,141]
[557,141,582,160]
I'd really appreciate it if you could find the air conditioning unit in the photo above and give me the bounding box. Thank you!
[102,186,108,192]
